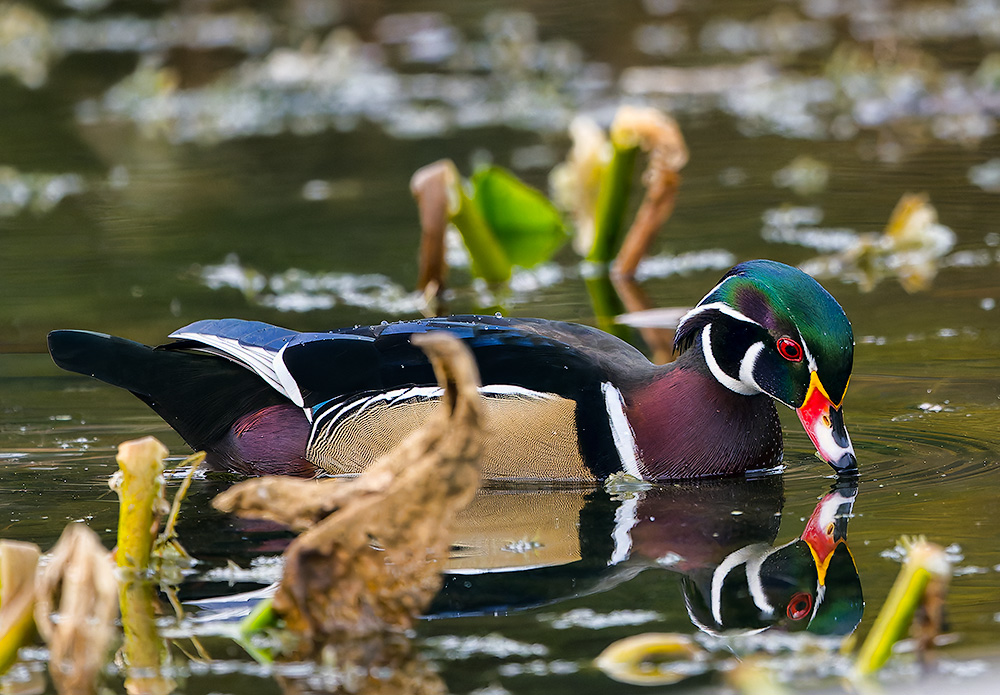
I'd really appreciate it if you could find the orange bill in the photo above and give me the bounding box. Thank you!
[795,371,857,472]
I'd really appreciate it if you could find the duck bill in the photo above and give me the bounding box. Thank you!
[795,372,857,473]
[800,486,856,585]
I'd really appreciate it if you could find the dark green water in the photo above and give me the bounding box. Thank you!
[1,1,999,693]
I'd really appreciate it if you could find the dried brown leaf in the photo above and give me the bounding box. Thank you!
[34,524,117,695]
[609,106,688,279]
[214,332,483,651]
[411,159,461,297]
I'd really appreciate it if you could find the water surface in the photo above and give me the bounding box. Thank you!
[1,1,999,693]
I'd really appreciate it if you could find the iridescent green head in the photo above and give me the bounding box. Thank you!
[675,260,856,472]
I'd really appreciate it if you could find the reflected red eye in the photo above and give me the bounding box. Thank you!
[787,591,813,620]
[777,336,804,362]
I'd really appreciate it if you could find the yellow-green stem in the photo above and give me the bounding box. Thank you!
[452,188,511,284]
[587,143,639,264]
[113,437,169,573]
[237,598,279,664]
[583,272,631,341]
[0,541,40,675]
[120,578,174,695]
[853,540,949,676]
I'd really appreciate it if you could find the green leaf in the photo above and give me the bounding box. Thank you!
[451,185,512,284]
[471,166,568,268]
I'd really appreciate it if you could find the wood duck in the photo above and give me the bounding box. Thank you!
[187,479,862,636]
[47,259,856,481]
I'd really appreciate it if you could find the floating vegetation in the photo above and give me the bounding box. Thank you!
[801,193,957,292]
[4,1,1000,151]
[69,10,602,144]
[595,633,709,686]
[0,166,86,217]
[633,248,735,282]
[761,206,859,253]
[198,254,426,314]
[412,158,568,290]
[423,633,548,660]
[699,8,834,57]
[542,608,663,631]
[772,155,830,196]
[968,158,1000,192]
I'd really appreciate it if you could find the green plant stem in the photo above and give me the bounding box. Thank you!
[583,272,631,341]
[240,597,278,637]
[587,143,639,264]
[237,598,279,664]
[113,437,169,573]
[853,541,948,676]
[452,188,511,284]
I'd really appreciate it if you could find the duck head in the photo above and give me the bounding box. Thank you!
[681,480,863,637]
[675,260,856,473]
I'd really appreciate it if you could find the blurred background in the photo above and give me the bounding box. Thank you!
[2,0,997,351]
[1,1,999,692]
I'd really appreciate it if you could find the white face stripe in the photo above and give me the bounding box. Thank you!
[745,545,783,617]
[677,301,762,337]
[701,325,760,396]
[601,382,643,479]
[710,543,772,626]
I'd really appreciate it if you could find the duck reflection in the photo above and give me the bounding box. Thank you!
[433,477,863,637]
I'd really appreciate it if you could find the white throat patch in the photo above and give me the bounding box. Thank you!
[701,324,763,396]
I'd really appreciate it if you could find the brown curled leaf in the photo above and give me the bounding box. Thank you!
[610,106,689,279]
[34,524,118,695]
[214,331,484,651]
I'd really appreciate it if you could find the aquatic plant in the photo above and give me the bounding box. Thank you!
[412,158,567,290]
[214,332,484,657]
[800,192,956,293]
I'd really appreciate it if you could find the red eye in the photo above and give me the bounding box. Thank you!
[787,591,813,621]
[777,337,803,362]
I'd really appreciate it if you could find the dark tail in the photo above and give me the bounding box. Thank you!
[47,330,289,452]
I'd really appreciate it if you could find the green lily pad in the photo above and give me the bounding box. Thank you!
[471,166,568,268]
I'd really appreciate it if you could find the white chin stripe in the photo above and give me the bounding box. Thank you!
[702,325,761,396]
[601,383,642,479]
[739,341,765,393]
